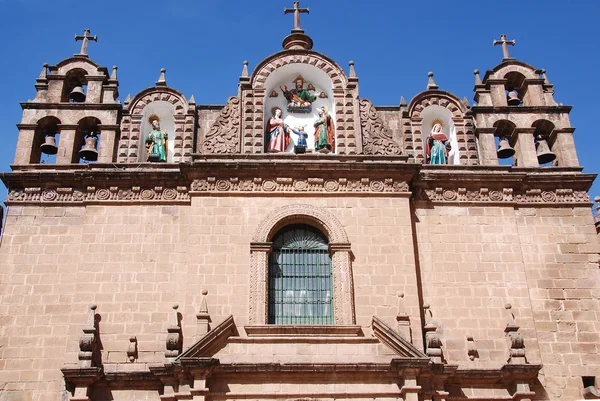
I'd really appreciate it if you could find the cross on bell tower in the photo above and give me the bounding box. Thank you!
[75,29,98,56]
[284,1,309,31]
[493,34,516,60]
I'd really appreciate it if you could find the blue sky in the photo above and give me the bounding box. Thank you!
[1,0,599,209]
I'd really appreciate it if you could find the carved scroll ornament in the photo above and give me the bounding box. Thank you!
[359,99,401,155]
[201,96,241,154]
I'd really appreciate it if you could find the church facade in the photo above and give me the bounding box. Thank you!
[1,4,599,401]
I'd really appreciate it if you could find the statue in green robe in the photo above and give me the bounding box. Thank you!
[146,117,168,162]
[280,75,317,113]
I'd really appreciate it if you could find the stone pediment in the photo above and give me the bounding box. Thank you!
[176,314,427,364]
[371,316,427,358]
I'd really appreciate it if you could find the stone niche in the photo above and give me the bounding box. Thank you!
[263,63,335,153]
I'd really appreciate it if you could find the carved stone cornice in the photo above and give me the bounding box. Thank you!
[1,159,594,207]
[2,164,189,205]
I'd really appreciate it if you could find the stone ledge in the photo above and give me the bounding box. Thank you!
[244,325,363,337]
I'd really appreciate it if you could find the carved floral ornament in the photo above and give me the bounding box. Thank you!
[200,96,240,154]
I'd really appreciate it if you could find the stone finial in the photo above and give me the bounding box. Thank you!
[427,72,439,90]
[127,336,138,362]
[165,304,182,360]
[540,69,550,85]
[38,63,49,80]
[474,69,482,85]
[79,305,99,368]
[467,335,478,360]
[188,94,196,105]
[196,290,212,341]
[156,68,167,87]
[462,96,470,108]
[395,291,412,342]
[124,94,131,106]
[241,60,249,78]
[349,61,356,78]
[504,303,527,364]
[423,304,443,363]
[400,96,407,106]
[110,65,118,80]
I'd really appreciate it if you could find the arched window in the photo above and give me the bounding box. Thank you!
[268,224,333,324]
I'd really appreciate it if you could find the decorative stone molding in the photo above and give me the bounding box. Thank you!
[199,96,240,154]
[79,305,100,368]
[191,177,409,195]
[7,185,189,204]
[249,205,355,325]
[415,186,589,205]
[359,99,401,155]
[165,304,182,362]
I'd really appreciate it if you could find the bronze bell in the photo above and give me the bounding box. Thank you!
[507,90,521,106]
[40,134,58,155]
[69,85,86,103]
[497,137,515,159]
[79,133,98,161]
[535,136,556,165]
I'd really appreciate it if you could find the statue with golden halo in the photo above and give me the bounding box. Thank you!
[280,74,317,113]
[145,115,168,162]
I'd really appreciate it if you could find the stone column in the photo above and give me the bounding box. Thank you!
[249,242,272,324]
[476,127,498,166]
[329,242,355,325]
[512,128,538,167]
[14,124,37,164]
[56,124,79,164]
[552,128,579,167]
[97,124,118,163]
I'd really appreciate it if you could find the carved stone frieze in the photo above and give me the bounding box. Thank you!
[200,96,241,154]
[8,185,189,204]
[415,186,589,204]
[359,99,401,156]
[190,176,409,194]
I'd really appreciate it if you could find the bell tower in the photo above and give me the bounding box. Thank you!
[14,29,121,165]
[473,33,578,167]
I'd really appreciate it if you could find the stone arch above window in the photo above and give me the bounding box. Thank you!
[250,205,355,325]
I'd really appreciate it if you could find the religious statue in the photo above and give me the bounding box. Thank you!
[426,123,451,165]
[266,107,299,153]
[146,116,168,162]
[314,106,335,153]
[280,75,317,113]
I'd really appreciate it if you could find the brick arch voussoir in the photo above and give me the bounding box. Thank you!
[130,89,187,116]
[253,204,349,244]
[252,55,346,91]
[409,94,466,119]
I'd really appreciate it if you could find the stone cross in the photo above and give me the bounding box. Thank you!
[284,1,309,30]
[493,34,515,59]
[75,29,98,55]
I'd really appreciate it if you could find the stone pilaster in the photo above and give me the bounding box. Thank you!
[56,125,78,164]
[249,242,272,324]
[330,242,355,324]
[97,124,118,163]
[14,125,37,164]
[552,128,579,167]
[476,127,499,165]
[513,128,538,167]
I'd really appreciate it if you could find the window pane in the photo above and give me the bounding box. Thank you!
[268,225,333,324]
